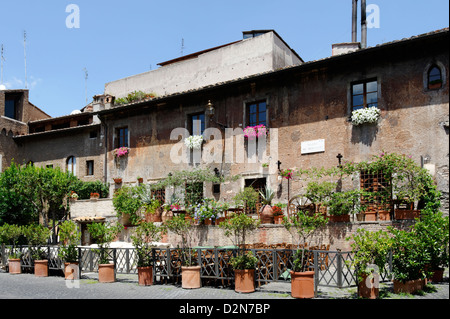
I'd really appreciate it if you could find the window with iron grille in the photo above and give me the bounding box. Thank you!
[151,188,166,204]
[360,170,391,211]
[185,182,203,206]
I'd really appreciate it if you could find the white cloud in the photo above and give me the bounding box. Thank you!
[4,75,42,89]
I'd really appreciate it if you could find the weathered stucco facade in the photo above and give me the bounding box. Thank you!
[0,29,448,249]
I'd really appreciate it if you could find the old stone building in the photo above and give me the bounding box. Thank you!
[0,28,448,249]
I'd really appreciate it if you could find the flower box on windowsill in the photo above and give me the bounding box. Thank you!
[114,178,123,184]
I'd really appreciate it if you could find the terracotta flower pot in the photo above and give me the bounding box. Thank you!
[364,211,377,221]
[161,210,174,223]
[260,205,274,224]
[377,210,390,221]
[393,279,426,294]
[358,273,379,299]
[274,215,283,224]
[181,266,201,289]
[395,210,420,220]
[138,266,153,286]
[234,269,255,293]
[98,263,115,283]
[329,214,350,223]
[290,271,315,299]
[64,262,79,280]
[34,260,48,277]
[8,259,21,274]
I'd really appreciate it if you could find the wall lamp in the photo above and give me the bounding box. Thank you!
[205,100,227,129]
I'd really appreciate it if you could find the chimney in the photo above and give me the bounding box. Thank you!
[352,0,358,43]
[361,0,367,49]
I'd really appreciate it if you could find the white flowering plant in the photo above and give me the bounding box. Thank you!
[351,106,381,126]
[184,135,204,149]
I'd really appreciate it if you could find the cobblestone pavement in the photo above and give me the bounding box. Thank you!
[0,269,448,300]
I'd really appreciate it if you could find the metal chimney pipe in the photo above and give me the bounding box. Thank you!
[352,0,358,43]
[361,0,367,48]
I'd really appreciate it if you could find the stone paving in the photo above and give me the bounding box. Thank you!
[0,269,448,300]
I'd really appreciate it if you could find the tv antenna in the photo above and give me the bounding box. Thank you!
[83,67,88,104]
[1,44,5,86]
[180,38,185,56]
[24,30,28,89]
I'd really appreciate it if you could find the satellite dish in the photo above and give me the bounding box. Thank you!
[70,110,82,115]
[0,84,6,90]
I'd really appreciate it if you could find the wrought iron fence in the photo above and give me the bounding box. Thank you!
[1,245,394,289]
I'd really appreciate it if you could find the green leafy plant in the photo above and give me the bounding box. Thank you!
[87,222,123,265]
[346,229,392,282]
[328,190,367,216]
[131,221,164,267]
[413,209,449,271]
[230,251,258,270]
[58,220,81,262]
[114,90,157,106]
[305,181,336,207]
[22,224,51,260]
[233,187,259,212]
[283,210,328,272]
[113,185,142,225]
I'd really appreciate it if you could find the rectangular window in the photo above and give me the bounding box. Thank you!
[5,99,17,119]
[190,113,205,135]
[247,100,267,127]
[351,79,378,111]
[116,127,128,148]
[86,160,94,176]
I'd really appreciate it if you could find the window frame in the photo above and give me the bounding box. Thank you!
[246,100,267,127]
[189,112,206,136]
[427,65,443,90]
[115,127,129,148]
[66,156,76,176]
[86,160,94,176]
[351,78,379,112]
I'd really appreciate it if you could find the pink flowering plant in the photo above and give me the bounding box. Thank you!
[113,147,130,158]
[243,124,267,140]
[280,169,294,180]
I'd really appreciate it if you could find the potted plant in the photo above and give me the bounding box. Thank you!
[272,203,285,224]
[113,147,130,158]
[87,221,123,283]
[113,178,123,184]
[233,187,259,215]
[137,176,144,184]
[131,220,164,286]
[58,220,81,280]
[305,181,335,216]
[164,214,200,289]
[259,186,275,224]
[413,209,449,283]
[192,199,217,225]
[351,106,381,126]
[346,229,392,299]
[388,226,431,294]
[243,124,267,140]
[184,135,204,150]
[69,191,78,202]
[113,185,142,226]
[0,224,23,274]
[219,213,260,293]
[283,210,328,298]
[22,224,51,277]
[328,190,363,222]
[90,192,100,200]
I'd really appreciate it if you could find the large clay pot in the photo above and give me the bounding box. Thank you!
[64,262,79,280]
[98,263,115,283]
[358,273,379,299]
[260,205,274,224]
[364,211,377,221]
[393,279,426,294]
[234,269,255,293]
[181,266,201,289]
[8,259,21,274]
[34,260,49,277]
[290,271,315,299]
[377,210,391,221]
[138,266,153,286]
[328,214,350,223]
[161,210,173,223]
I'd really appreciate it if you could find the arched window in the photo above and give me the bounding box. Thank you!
[67,156,76,175]
[428,65,442,89]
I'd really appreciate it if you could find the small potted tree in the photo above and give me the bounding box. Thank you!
[0,224,23,274]
[113,185,142,226]
[131,220,164,286]
[233,187,259,215]
[346,229,392,299]
[328,190,363,223]
[164,214,200,289]
[87,222,123,283]
[58,220,81,280]
[283,210,328,298]
[219,213,260,293]
[305,181,336,216]
[23,224,51,277]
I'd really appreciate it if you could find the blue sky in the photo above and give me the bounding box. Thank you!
[0,0,448,117]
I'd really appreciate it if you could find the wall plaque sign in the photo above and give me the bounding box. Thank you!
[301,139,325,154]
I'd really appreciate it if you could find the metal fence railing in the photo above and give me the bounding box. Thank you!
[1,245,394,289]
